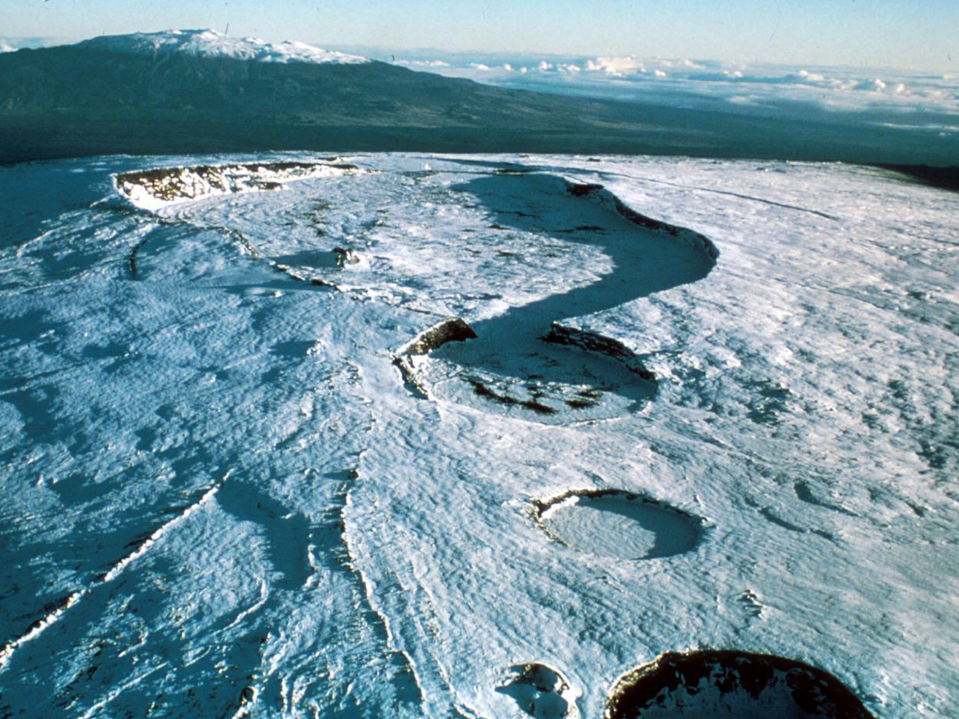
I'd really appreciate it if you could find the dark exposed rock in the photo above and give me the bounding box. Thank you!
[566,182,605,197]
[521,398,558,415]
[541,324,655,382]
[468,379,519,406]
[333,247,360,266]
[402,317,477,357]
[564,397,598,409]
[466,379,558,415]
[392,317,477,398]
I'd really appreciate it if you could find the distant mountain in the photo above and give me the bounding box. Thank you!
[0,30,954,165]
[75,29,368,65]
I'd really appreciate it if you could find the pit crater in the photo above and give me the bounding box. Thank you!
[534,489,705,560]
[604,650,876,719]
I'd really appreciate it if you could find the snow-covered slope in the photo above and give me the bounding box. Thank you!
[0,153,956,719]
[78,28,368,64]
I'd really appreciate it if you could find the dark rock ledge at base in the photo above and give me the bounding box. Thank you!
[541,324,655,382]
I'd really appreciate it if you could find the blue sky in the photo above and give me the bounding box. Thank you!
[2,0,957,71]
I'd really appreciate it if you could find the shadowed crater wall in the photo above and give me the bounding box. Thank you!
[604,651,876,719]
[534,489,705,560]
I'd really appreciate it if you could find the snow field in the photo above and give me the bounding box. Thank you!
[0,153,956,718]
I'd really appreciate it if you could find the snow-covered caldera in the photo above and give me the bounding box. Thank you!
[77,28,368,64]
[0,153,956,719]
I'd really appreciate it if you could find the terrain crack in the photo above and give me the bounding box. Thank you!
[0,472,231,673]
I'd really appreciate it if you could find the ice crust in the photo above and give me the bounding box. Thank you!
[0,153,957,718]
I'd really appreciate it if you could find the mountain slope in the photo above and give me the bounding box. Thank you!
[0,30,955,164]
[0,40,639,161]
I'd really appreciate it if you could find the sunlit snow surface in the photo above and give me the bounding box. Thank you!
[78,29,368,65]
[0,153,957,718]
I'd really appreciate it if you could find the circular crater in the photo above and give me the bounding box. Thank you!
[535,490,703,560]
[605,651,876,719]
[420,338,656,426]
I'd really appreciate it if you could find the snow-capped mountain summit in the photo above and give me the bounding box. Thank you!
[77,28,368,65]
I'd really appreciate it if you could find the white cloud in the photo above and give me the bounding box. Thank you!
[396,59,450,68]
[880,122,959,133]
[380,50,959,120]
[585,56,646,76]
[797,69,826,83]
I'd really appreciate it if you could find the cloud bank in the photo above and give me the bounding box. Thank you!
[391,50,959,139]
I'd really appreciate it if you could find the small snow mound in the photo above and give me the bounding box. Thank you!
[78,29,368,65]
[498,663,580,719]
